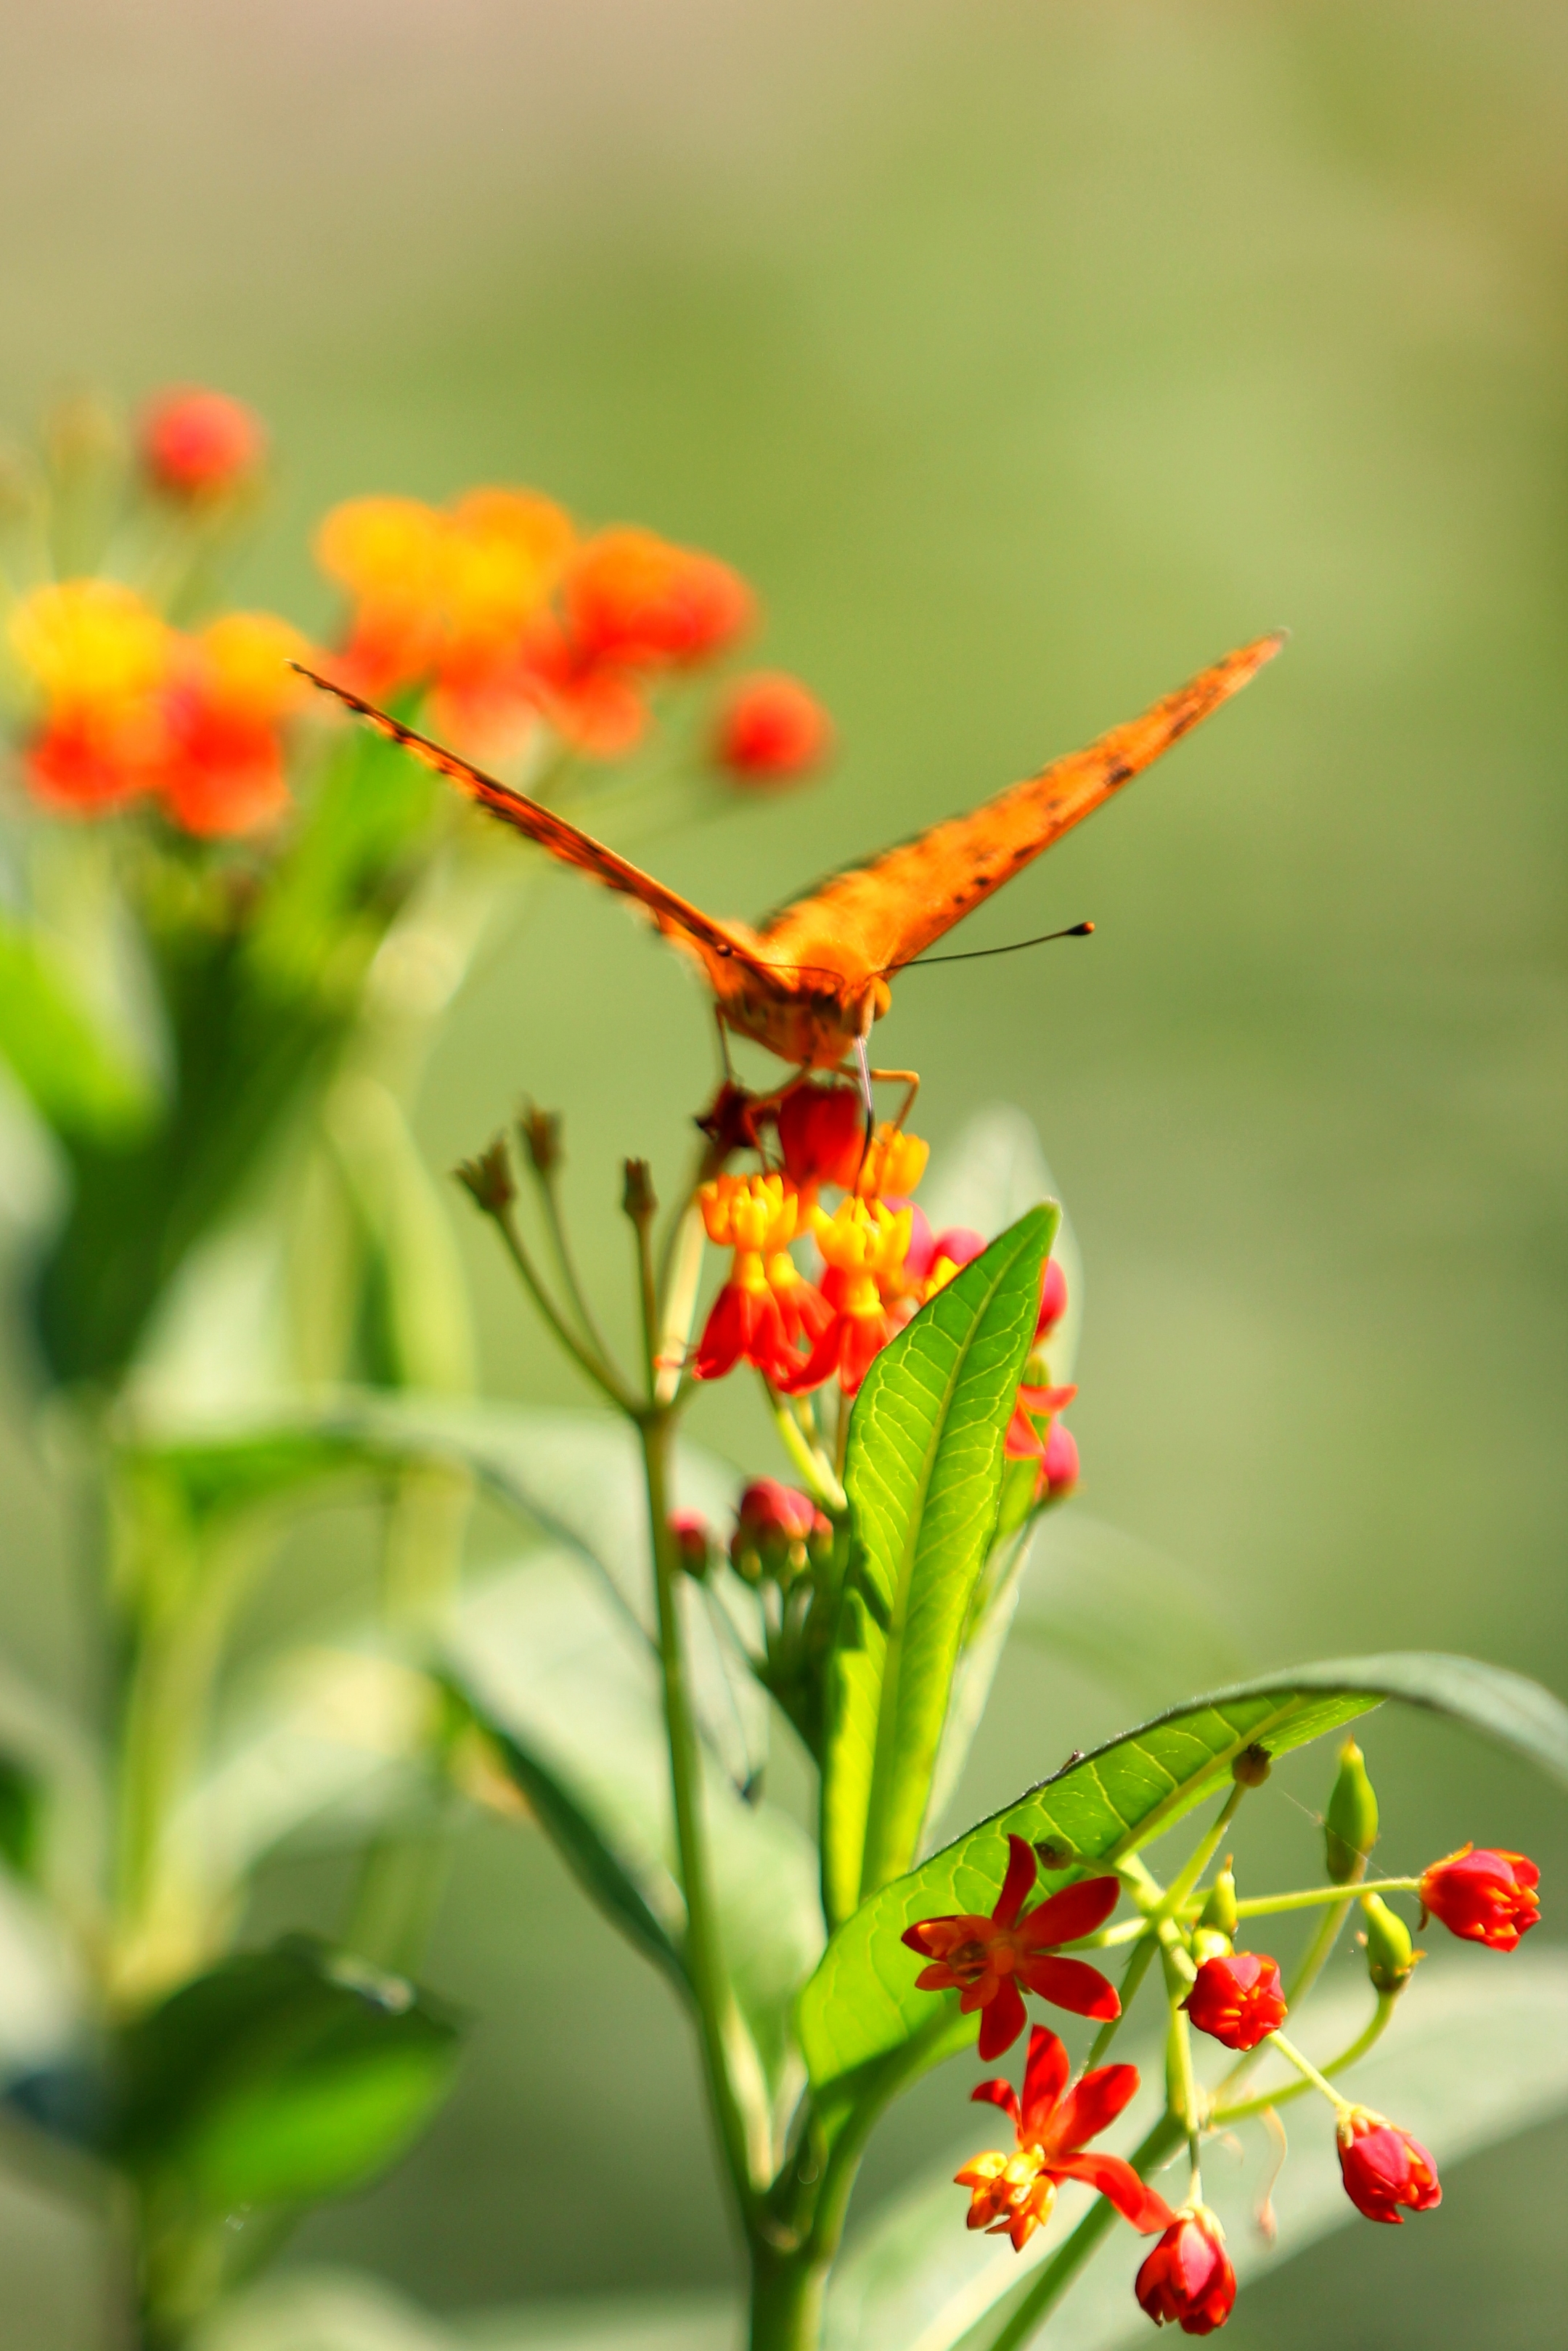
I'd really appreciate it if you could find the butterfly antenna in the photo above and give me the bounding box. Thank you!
[890,920,1094,973]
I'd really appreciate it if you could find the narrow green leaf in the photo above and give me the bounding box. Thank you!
[825,1954,1568,2351]
[447,1548,822,2118]
[799,1650,1568,2101]
[113,1936,463,2211]
[822,1207,1055,1927]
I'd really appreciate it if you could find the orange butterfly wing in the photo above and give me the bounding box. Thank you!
[754,633,1286,988]
[293,669,780,1000]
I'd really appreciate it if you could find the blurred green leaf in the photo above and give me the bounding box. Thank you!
[330,1395,767,1793]
[822,1207,1055,1929]
[113,1935,462,2211]
[119,1425,376,1541]
[1010,1514,1251,1717]
[825,1953,1568,2351]
[449,1547,822,2127]
[799,1651,1568,2103]
[0,912,153,1144]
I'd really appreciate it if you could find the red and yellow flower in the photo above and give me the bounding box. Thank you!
[692,1173,829,1385]
[714,671,830,783]
[1336,2108,1442,2224]
[139,386,266,500]
[1135,2204,1237,2334]
[955,2024,1172,2252]
[902,1833,1122,2060]
[783,1194,913,1397]
[1418,1845,1540,1951]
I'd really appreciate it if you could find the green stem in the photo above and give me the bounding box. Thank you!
[489,1197,635,1409]
[1153,1781,1246,1923]
[1265,2028,1355,2117]
[536,1162,620,1377]
[1086,1931,1161,2068]
[1213,1992,1400,2126]
[979,2111,1185,2351]
[762,1380,846,1512]
[639,1409,756,2214]
[1233,1876,1416,1918]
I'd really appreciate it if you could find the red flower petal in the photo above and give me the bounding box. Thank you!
[976,1977,1028,2061]
[1018,1875,1120,1949]
[1051,2152,1173,2234]
[1016,1952,1121,2021]
[993,1834,1039,1928]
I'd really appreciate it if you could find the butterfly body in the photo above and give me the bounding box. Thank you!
[296,630,1282,1075]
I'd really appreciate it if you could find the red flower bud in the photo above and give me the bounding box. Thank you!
[140,387,266,498]
[714,671,831,783]
[1037,1256,1068,1339]
[777,1083,865,1192]
[1336,2108,1442,2225]
[1037,1417,1079,1501]
[730,1479,828,1585]
[1418,1845,1540,1951]
[1183,1952,1287,2052]
[669,1512,711,1578]
[1135,2204,1236,2334]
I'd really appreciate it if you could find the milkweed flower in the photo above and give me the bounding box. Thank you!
[955,2024,1172,2252]
[714,671,831,783]
[1005,1379,1077,1460]
[158,611,314,836]
[854,1121,929,1202]
[10,581,173,812]
[669,1512,712,1578]
[782,1194,912,1396]
[139,386,266,499]
[1336,2108,1442,2224]
[563,527,752,669]
[729,1480,828,1586]
[1037,1415,1079,1500]
[692,1173,828,1384]
[1183,1952,1287,2053]
[1418,1846,1540,1951]
[902,1832,1121,2059]
[776,1082,865,1194]
[1135,2204,1237,2334]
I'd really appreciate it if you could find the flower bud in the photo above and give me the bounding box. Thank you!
[1359,1894,1418,1995]
[1232,1743,1271,1789]
[518,1102,562,1176]
[669,1512,712,1580]
[730,1479,827,1587]
[1192,1861,1238,1964]
[1323,1737,1378,1884]
[1135,2205,1236,2335]
[456,1138,515,1214]
[622,1157,657,1223]
[139,386,266,499]
[1183,1951,1287,2052]
[1037,1256,1068,1340]
[1336,2108,1441,2225]
[714,671,831,783]
[1418,1844,1540,1951]
[777,1083,864,1191]
[1035,1418,1079,1504]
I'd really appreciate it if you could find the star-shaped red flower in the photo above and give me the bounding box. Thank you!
[902,1833,1122,2060]
[956,2024,1174,2251]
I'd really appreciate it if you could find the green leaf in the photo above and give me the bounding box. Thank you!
[448,1548,822,2132]
[822,1207,1056,1928]
[113,1936,463,2211]
[799,1650,1568,2101]
[330,1395,769,1793]
[825,1953,1568,2351]
[0,912,154,1144]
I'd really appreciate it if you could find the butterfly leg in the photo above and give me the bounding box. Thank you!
[830,1062,922,1131]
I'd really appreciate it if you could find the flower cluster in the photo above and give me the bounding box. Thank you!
[691,1081,1077,1492]
[317,491,827,778]
[9,581,312,836]
[902,1733,1543,2334]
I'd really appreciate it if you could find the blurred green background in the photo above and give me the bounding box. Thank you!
[1,1,1564,2344]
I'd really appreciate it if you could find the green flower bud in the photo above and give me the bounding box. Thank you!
[1360,1893,1418,1994]
[1192,1858,1238,1964]
[1324,1737,1379,1884]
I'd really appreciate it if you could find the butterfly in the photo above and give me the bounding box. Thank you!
[295,632,1282,1087]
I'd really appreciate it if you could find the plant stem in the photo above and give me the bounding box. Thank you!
[1213,1992,1399,2126]
[1153,1781,1246,1923]
[1265,2029,1355,2116]
[1086,1931,1160,2067]
[1233,1876,1416,1918]
[762,1380,846,1512]
[979,2111,1185,2351]
[489,1197,635,1409]
[638,1409,756,2214]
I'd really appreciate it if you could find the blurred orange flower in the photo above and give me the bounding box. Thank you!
[139,386,266,500]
